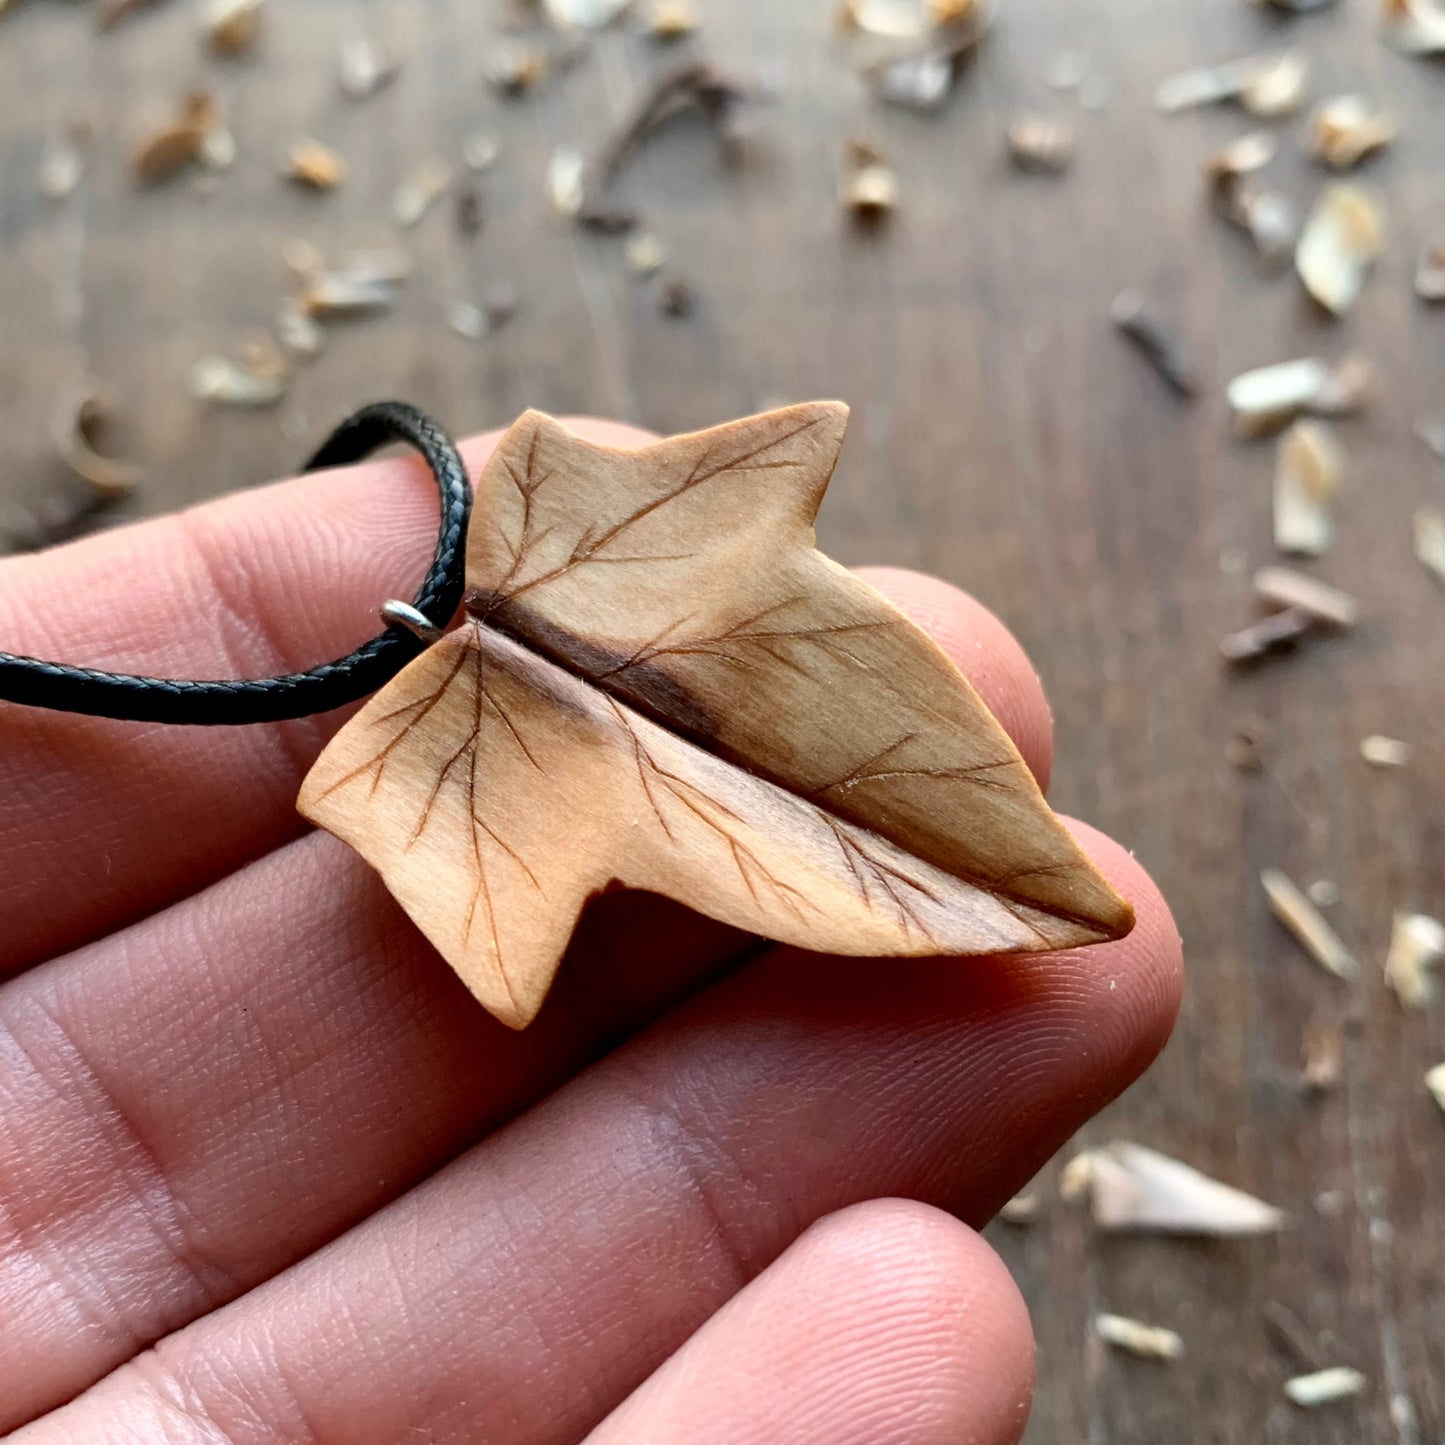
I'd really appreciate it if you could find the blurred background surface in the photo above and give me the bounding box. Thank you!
[1,0,1442,1440]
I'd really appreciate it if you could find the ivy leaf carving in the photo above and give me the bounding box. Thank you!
[299,404,1134,1029]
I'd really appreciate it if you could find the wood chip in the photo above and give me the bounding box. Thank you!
[1220,607,1317,664]
[1416,243,1445,303]
[998,1192,1039,1225]
[204,0,262,54]
[840,139,898,221]
[51,383,142,497]
[1310,96,1396,169]
[447,301,489,342]
[861,7,993,112]
[1207,139,1297,263]
[1301,1021,1343,1092]
[1156,53,1307,117]
[132,91,220,185]
[1062,1141,1286,1235]
[484,40,550,95]
[1262,867,1357,979]
[1228,356,1369,437]
[1286,1368,1367,1408]
[340,37,402,100]
[284,138,346,190]
[546,146,586,218]
[1227,728,1265,772]
[1095,1313,1185,1361]
[1427,1062,1445,1114]
[39,121,90,200]
[1361,735,1411,768]
[298,404,1134,1028]
[275,303,324,361]
[1111,290,1198,399]
[1274,421,1342,557]
[626,231,668,275]
[839,0,979,38]
[1415,507,1445,588]
[1381,0,1445,54]
[1006,115,1075,173]
[1253,566,1359,627]
[1384,911,1444,1008]
[463,133,501,171]
[392,159,451,228]
[189,347,288,408]
[1297,184,1385,317]
[1308,879,1339,907]
[543,0,630,27]
[642,0,697,38]
[302,272,402,318]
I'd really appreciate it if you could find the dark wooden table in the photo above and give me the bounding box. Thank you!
[2,0,1442,1440]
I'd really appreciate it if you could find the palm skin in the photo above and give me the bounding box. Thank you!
[0,420,1181,1445]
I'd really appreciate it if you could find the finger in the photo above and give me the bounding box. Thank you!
[0,421,655,976]
[0,567,1054,1427]
[21,828,1177,1445]
[584,1200,1033,1445]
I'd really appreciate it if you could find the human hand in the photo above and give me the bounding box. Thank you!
[0,420,1181,1444]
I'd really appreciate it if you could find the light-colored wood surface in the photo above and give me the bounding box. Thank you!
[1,0,1442,1439]
[302,405,1130,1027]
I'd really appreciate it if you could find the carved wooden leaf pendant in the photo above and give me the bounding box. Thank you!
[299,403,1134,1029]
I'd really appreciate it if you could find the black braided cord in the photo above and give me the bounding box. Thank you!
[0,402,472,726]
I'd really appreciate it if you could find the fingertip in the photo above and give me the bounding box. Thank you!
[855,566,1054,790]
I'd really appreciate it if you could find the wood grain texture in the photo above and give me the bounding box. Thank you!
[0,0,1441,1438]
[301,406,1130,1027]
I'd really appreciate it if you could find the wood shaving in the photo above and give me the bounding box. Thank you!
[543,0,630,27]
[861,8,993,112]
[659,273,696,316]
[1361,735,1411,768]
[1427,1062,1445,1114]
[1006,115,1075,173]
[546,146,586,218]
[1274,420,1342,556]
[1414,507,1445,588]
[1253,567,1359,628]
[1156,53,1307,117]
[642,0,697,38]
[299,252,409,318]
[839,0,973,39]
[1384,911,1444,1008]
[484,40,550,95]
[1262,867,1357,979]
[1301,1021,1343,1092]
[275,303,324,360]
[1227,355,1369,437]
[51,383,142,497]
[1310,96,1396,169]
[1206,131,1275,181]
[1285,1368,1367,1408]
[1094,1313,1184,1361]
[447,302,489,341]
[1380,0,1445,54]
[1227,727,1265,772]
[1062,1142,1286,1235]
[1220,607,1317,664]
[998,1192,1039,1224]
[39,120,90,200]
[284,138,346,190]
[1297,184,1385,316]
[132,91,220,185]
[463,133,501,171]
[1111,290,1199,399]
[626,230,668,274]
[340,37,402,101]
[392,159,451,228]
[840,139,898,221]
[204,0,262,55]
[189,345,289,408]
[1416,243,1445,302]
[198,125,237,172]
